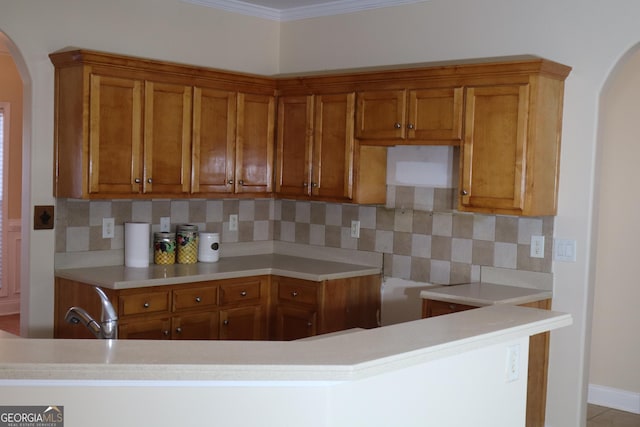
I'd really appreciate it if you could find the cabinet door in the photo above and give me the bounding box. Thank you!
[460,84,529,213]
[235,93,275,194]
[312,93,355,200]
[172,311,219,340]
[191,87,236,194]
[219,306,264,340]
[119,316,172,340]
[143,81,192,195]
[88,74,144,195]
[276,95,314,197]
[274,305,317,341]
[407,87,463,142]
[355,89,406,140]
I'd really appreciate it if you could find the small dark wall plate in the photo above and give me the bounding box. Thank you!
[34,205,55,230]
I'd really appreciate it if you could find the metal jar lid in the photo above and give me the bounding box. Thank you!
[154,232,175,240]
[177,224,198,232]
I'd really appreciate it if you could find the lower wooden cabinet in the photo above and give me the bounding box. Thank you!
[422,298,551,427]
[54,273,380,342]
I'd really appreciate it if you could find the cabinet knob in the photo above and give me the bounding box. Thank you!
[163,330,170,336]
[238,179,244,186]
[448,304,456,310]
[223,319,229,326]
[134,178,141,184]
[307,322,312,327]
[311,182,318,188]
[407,123,415,130]
[303,182,308,187]
[195,297,201,303]
[240,291,247,297]
[228,179,234,184]
[461,189,468,196]
[147,178,153,184]
[394,122,402,129]
[143,302,150,308]
[175,327,182,334]
[291,291,298,297]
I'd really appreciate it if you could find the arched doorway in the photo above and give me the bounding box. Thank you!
[0,31,24,333]
[589,45,640,414]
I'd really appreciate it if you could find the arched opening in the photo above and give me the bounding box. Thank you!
[589,44,640,415]
[0,31,30,336]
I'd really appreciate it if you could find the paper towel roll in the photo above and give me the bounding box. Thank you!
[198,232,220,263]
[125,222,151,268]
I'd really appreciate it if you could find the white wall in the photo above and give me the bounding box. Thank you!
[279,2,640,426]
[589,47,640,411]
[1,0,638,425]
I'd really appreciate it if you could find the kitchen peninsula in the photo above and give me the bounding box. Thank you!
[0,304,571,427]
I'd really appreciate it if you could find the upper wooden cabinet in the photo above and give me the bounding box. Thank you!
[276,88,386,204]
[355,87,464,144]
[50,49,276,199]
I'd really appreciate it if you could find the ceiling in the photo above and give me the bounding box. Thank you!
[182,0,427,21]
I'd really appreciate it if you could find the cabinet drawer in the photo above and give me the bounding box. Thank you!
[119,291,170,316]
[422,299,476,318]
[173,286,217,311]
[277,280,318,305]
[219,280,262,305]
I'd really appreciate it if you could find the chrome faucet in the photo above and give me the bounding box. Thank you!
[65,287,118,339]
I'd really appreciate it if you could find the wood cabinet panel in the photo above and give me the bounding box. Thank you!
[119,290,170,316]
[172,311,219,340]
[119,316,172,340]
[172,285,218,311]
[274,305,317,341]
[191,87,236,194]
[219,277,264,306]
[220,306,264,340]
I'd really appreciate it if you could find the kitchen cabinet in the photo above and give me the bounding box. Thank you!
[50,49,276,199]
[54,276,268,341]
[271,274,380,340]
[458,70,568,216]
[355,87,463,144]
[422,297,552,427]
[275,92,387,204]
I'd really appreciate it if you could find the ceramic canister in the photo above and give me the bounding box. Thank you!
[198,232,220,263]
[176,224,199,264]
[154,232,176,265]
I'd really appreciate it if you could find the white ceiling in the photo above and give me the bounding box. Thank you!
[182,0,427,21]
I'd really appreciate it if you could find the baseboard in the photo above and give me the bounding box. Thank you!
[588,383,640,414]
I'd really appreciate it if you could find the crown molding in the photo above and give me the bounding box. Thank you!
[182,0,427,22]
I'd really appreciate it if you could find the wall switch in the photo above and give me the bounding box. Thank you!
[554,239,577,262]
[102,218,115,239]
[229,214,238,231]
[160,217,171,232]
[505,344,520,382]
[530,235,545,258]
[351,220,361,238]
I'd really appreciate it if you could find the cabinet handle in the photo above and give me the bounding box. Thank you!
[291,291,298,297]
[163,330,170,336]
[240,291,247,297]
[407,123,415,130]
[228,179,234,184]
[303,182,308,187]
[449,304,456,310]
[195,297,201,303]
[134,178,141,184]
[143,302,150,308]
[307,322,312,327]
[238,179,244,186]
[311,182,318,188]
[175,327,182,334]
[223,319,229,326]
[147,178,153,184]
[460,189,468,196]
[394,122,402,129]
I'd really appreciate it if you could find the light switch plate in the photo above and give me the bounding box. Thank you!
[554,239,577,262]
[160,217,171,232]
[530,235,545,258]
[102,218,115,239]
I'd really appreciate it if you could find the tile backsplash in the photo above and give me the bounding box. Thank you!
[54,185,553,284]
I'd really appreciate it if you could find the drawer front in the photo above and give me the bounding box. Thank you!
[119,291,170,316]
[219,280,262,305]
[277,280,318,305]
[423,299,476,318]
[173,286,218,311]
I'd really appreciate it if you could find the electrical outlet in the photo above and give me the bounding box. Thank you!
[160,217,171,232]
[229,214,238,231]
[102,218,115,239]
[530,235,545,258]
[505,344,520,382]
[351,220,360,238]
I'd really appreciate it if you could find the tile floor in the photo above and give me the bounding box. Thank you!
[588,404,640,426]
[0,314,638,426]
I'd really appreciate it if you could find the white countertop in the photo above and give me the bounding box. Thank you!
[0,304,570,382]
[420,282,553,306]
[55,253,381,289]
